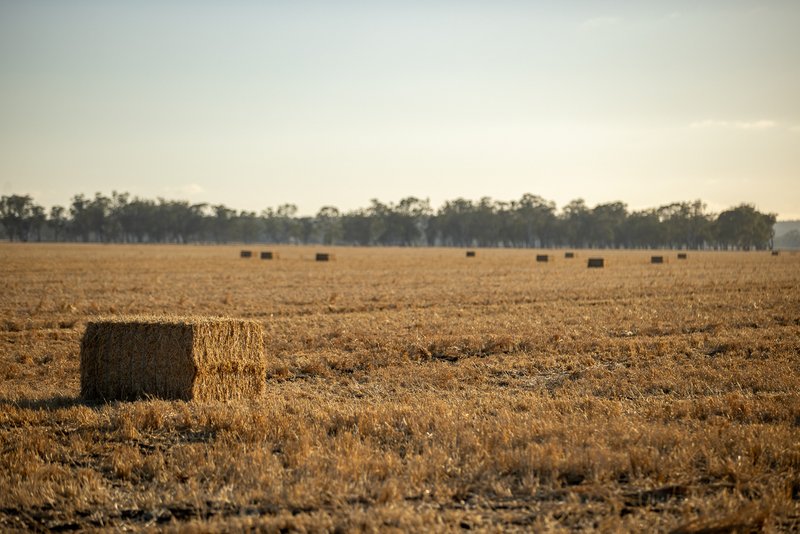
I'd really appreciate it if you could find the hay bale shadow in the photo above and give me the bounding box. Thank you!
[0,395,97,411]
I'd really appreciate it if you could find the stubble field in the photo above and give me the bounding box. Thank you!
[0,244,799,532]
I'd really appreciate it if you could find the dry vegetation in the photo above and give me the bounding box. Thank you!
[1,244,799,532]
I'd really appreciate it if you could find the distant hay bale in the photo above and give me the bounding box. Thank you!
[316,252,335,261]
[260,251,277,260]
[80,317,265,402]
[466,250,476,258]
[772,250,780,256]
[240,250,252,258]
[564,252,575,258]
[536,254,549,262]
[587,258,604,268]
[651,256,665,264]
[677,253,687,259]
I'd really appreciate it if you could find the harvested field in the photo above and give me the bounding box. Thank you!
[1,244,799,532]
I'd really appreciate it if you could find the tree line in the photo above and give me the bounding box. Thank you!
[0,192,777,250]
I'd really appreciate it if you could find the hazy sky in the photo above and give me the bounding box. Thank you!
[1,1,799,218]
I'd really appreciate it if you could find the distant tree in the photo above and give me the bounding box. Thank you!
[714,204,776,250]
[588,202,627,248]
[48,206,69,242]
[341,209,373,246]
[623,209,663,248]
[30,205,46,242]
[315,206,342,245]
[774,229,800,249]
[560,199,591,248]
[211,204,236,243]
[0,194,38,242]
[513,194,557,247]
[70,194,112,242]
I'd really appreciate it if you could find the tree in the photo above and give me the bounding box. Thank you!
[48,206,69,242]
[0,195,37,242]
[715,204,776,250]
[513,194,557,247]
[211,205,236,243]
[623,209,663,248]
[589,202,628,248]
[560,199,591,248]
[30,205,46,242]
[315,206,342,245]
[341,209,374,246]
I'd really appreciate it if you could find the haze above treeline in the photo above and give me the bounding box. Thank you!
[2,192,793,250]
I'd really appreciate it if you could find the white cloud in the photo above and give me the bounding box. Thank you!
[580,16,620,30]
[163,183,206,197]
[690,119,777,130]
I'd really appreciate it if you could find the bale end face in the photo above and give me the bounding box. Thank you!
[536,254,549,262]
[466,251,476,258]
[564,252,575,259]
[316,253,335,261]
[240,250,252,258]
[651,256,665,264]
[677,253,688,259]
[80,317,265,402]
[260,251,277,260]
[587,258,604,268]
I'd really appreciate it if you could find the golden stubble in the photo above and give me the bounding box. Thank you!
[0,244,798,531]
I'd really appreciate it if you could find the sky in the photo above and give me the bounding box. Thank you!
[1,1,799,218]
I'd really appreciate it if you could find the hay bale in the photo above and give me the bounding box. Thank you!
[536,254,549,262]
[587,258,604,268]
[80,317,265,402]
[316,252,335,261]
[260,251,277,260]
[772,250,780,256]
[677,253,687,259]
[564,252,575,258]
[651,256,664,264]
[240,250,252,258]
[466,250,476,258]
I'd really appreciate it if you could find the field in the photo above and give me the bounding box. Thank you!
[1,244,799,532]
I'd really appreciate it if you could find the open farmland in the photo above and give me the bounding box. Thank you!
[1,244,799,532]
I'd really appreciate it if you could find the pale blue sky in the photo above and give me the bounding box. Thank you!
[1,1,799,217]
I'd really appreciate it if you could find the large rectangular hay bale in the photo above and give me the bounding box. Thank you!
[564,252,575,258]
[587,258,604,268]
[80,317,265,402]
[536,254,549,262]
[240,250,252,258]
[260,251,277,260]
[651,256,665,264]
[316,252,335,261]
[677,253,687,260]
[466,250,476,257]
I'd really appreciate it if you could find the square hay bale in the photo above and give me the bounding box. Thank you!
[260,251,277,260]
[466,250,476,257]
[80,317,265,402]
[587,258,604,268]
[564,252,575,258]
[677,253,687,259]
[651,256,665,264]
[536,254,549,262]
[771,250,780,256]
[316,252,335,261]
[240,250,252,258]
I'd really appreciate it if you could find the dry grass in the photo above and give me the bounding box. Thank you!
[0,244,799,532]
